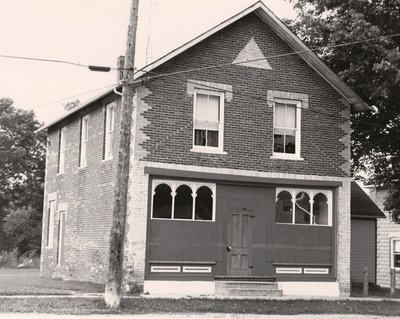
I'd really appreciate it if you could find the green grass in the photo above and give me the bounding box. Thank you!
[0,268,104,295]
[0,297,399,315]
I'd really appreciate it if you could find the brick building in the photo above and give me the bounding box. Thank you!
[38,2,368,297]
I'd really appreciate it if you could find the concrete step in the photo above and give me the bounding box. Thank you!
[216,281,279,289]
[215,281,283,297]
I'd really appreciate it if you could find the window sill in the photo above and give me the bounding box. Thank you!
[270,154,303,161]
[191,147,227,155]
[101,158,113,163]
[56,172,64,177]
[78,165,87,170]
[276,222,332,227]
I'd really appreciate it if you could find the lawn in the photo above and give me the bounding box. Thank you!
[1,269,400,315]
[0,297,400,315]
[0,268,104,295]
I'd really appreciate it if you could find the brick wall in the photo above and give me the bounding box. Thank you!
[40,94,121,283]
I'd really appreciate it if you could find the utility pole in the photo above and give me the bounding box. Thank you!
[104,0,139,309]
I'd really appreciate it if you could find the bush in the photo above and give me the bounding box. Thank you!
[0,249,19,268]
[0,249,40,268]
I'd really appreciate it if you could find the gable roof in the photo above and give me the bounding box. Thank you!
[134,1,369,112]
[351,181,386,219]
[37,1,368,133]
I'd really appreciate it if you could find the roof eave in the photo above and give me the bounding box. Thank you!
[35,87,117,133]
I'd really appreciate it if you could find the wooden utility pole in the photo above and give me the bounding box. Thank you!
[104,0,139,308]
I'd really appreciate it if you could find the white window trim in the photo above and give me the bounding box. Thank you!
[104,102,115,161]
[191,89,225,154]
[79,116,89,168]
[275,188,332,227]
[58,127,67,175]
[46,192,57,249]
[272,99,302,160]
[151,179,216,222]
[57,210,66,267]
[390,237,400,270]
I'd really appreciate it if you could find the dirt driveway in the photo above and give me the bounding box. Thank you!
[0,268,103,295]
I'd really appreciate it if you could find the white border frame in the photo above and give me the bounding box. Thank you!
[46,192,57,249]
[192,89,225,154]
[276,188,333,227]
[390,237,400,270]
[272,99,302,160]
[79,115,90,168]
[104,102,115,161]
[151,179,216,222]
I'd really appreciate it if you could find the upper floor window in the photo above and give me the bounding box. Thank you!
[273,100,301,159]
[79,116,89,168]
[192,90,224,153]
[275,188,332,226]
[58,127,67,174]
[152,180,216,221]
[104,102,115,161]
[391,238,400,269]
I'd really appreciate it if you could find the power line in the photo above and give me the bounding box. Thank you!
[138,33,400,81]
[0,54,133,71]
[2,32,400,74]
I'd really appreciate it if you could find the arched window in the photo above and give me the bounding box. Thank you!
[276,191,293,223]
[152,183,172,219]
[313,193,328,225]
[295,192,310,224]
[174,185,193,219]
[195,186,213,220]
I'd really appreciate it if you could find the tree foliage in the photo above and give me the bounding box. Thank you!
[0,98,46,254]
[289,0,400,206]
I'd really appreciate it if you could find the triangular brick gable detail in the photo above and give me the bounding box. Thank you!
[232,37,272,70]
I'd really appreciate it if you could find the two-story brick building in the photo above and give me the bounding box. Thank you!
[38,2,369,297]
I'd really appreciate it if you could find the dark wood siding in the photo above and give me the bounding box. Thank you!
[351,219,376,283]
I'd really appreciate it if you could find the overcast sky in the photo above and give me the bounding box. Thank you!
[0,0,296,124]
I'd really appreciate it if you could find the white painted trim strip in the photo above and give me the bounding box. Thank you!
[151,266,181,273]
[303,268,329,274]
[182,266,212,273]
[276,267,302,274]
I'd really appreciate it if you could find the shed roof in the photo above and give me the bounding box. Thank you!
[351,181,386,219]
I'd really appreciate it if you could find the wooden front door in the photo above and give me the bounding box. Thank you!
[227,208,254,276]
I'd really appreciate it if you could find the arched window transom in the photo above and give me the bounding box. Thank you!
[275,188,332,226]
[151,180,216,222]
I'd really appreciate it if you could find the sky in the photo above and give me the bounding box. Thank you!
[0,0,296,124]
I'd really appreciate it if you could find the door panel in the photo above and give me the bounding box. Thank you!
[227,209,253,276]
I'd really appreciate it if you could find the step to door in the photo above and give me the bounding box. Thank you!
[215,281,283,297]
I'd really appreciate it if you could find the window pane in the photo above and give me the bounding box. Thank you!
[174,185,193,219]
[207,130,219,147]
[276,191,293,223]
[196,93,219,122]
[295,192,310,224]
[286,104,296,128]
[394,255,400,268]
[274,129,284,153]
[195,186,213,220]
[394,240,400,253]
[153,184,172,219]
[194,129,206,146]
[275,103,285,127]
[313,193,328,225]
[285,132,296,154]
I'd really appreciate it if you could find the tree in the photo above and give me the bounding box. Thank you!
[289,0,400,204]
[0,98,46,254]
